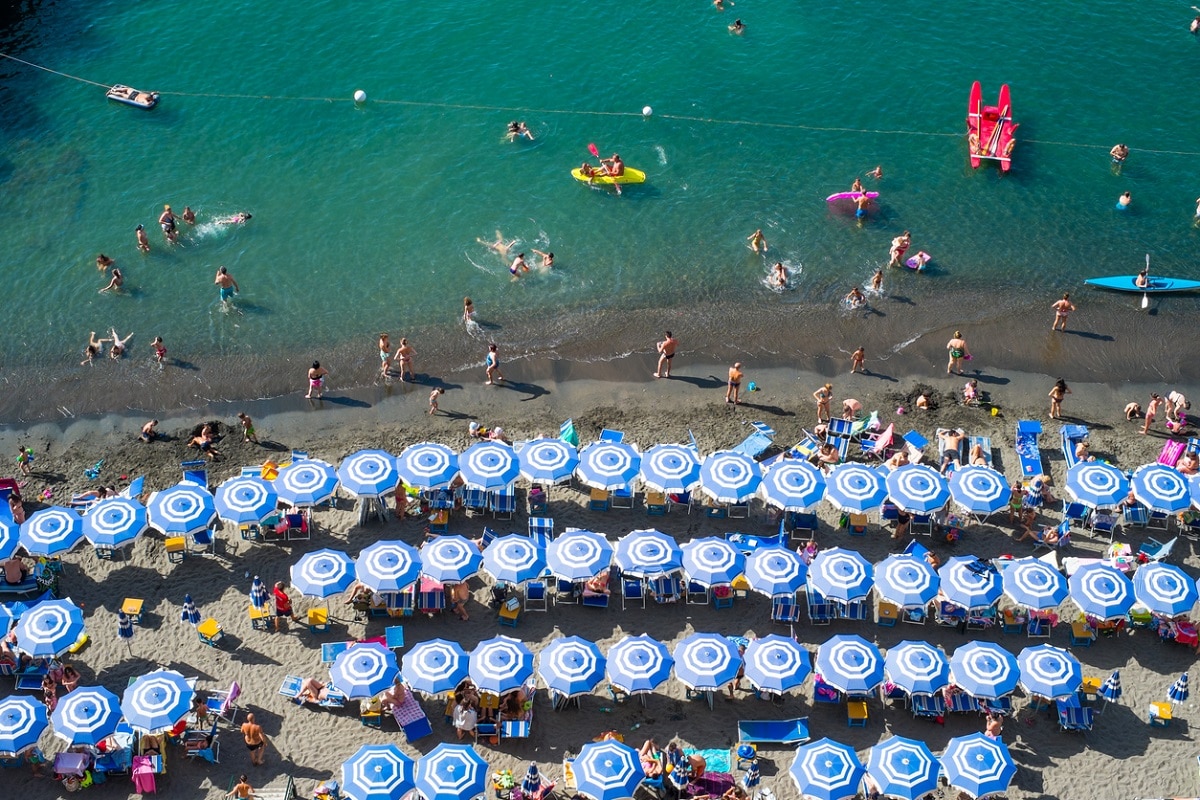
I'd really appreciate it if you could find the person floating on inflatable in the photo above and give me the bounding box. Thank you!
[905,251,931,271]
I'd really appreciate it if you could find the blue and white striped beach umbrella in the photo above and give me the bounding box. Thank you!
[215,475,278,525]
[338,449,400,498]
[420,535,483,584]
[547,529,613,581]
[180,593,201,625]
[523,763,544,797]
[576,441,642,491]
[396,443,459,490]
[121,669,195,733]
[147,483,216,536]
[275,458,339,506]
[940,734,1016,800]
[761,460,826,512]
[402,638,469,696]
[1100,670,1122,703]
[884,640,951,697]
[745,546,808,598]
[356,540,422,593]
[1017,644,1081,700]
[482,535,546,584]
[673,633,742,691]
[886,464,951,514]
[117,611,133,650]
[938,556,1002,610]
[250,576,269,611]
[518,439,579,485]
[1169,672,1189,705]
[949,642,1019,700]
[0,696,47,756]
[614,529,682,578]
[1068,561,1135,621]
[1132,463,1192,514]
[681,536,746,587]
[639,444,701,494]
[292,548,356,599]
[790,738,865,800]
[342,744,416,800]
[815,634,884,695]
[414,743,488,800]
[808,547,874,603]
[51,686,121,747]
[743,634,810,694]
[875,554,939,609]
[0,517,17,560]
[469,635,534,695]
[825,463,888,513]
[867,737,939,800]
[538,636,606,699]
[699,450,763,504]
[458,441,520,491]
[332,642,400,699]
[14,598,84,658]
[1001,557,1068,610]
[1065,461,1129,509]
[1133,561,1199,617]
[606,634,673,695]
[19,506,84,557]
[82,497,148,549]
[949,466,1011,518]
[573,739,646,800]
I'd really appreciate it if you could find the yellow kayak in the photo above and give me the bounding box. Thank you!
[571,167,646,185]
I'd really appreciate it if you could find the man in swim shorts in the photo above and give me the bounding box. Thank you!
[215,266,239,303]
[1051,292,1075,332]
[854,193,870,220]
[655,331,677,378]
[307,361,329,399]
[1109,143,1128,171]
[726,362,744,404]
[510,253,530,279]
[240,713,267,766]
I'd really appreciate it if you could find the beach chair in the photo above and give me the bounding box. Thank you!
[600,429,625,443]
[527,484,548,515]
[686,580,710,605]
[1033,520,1072,554]
[650,574,682,604]
[525,580,548,611]
[612,484,635,509]
[1061,425,1089,470]
[283,512,309,541]
[489,487,516,520]
[665,491,693,514]
[644,492,667,516]
[1148,510,1171,532]
[392,689,433,741]
[840,599,869,622]
[1015,420,1044,477]
[736,718,810,746]
[850,411,880,443]
[946,693,980,714]
[825,420,853,464]
[861,423,896,462]
[806,587,833,625]
[788,512,818,544]
[936,428,966,475]
[1057,695,1095,732]
[1122,504,1148,528]
[1158,439,1186,467]
[732,422,776,461]
[1138,536,1177,562]
[1063,501,1090,530]
[528,517,554,547]
[181,460,208,489]
[554,579,578,606]
[967,435,992,467]
[621,577,645,609]
[813,677,840,704]
[911,693,946,721]
[1088,511,1116,541]
[934,601,966,628]
[205,681,242,727]
[771,594,801,623]
[417,580,446,615]
[581,589,609,609]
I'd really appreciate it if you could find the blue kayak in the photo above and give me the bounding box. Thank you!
[1084,275,1200,293]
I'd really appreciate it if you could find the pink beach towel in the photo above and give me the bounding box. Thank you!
[1158,440,1185,467]
[132,756,156,794]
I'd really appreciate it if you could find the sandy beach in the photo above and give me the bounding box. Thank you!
[2,354,1199,800]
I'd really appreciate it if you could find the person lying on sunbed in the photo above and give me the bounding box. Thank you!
[297,677,332,703]
[1179,452,1199,476]
[637,739,665,778]
[583,569,611,597]
[1016,523,1059,545]
[378,680,409,713]
[968,443,987,466]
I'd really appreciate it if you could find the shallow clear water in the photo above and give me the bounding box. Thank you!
[2,0,1199,419]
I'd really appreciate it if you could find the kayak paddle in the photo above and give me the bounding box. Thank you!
[1142,254,1150,309]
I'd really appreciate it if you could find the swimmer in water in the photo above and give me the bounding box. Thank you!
[531,249,554,269]
[463,297,476,322]
[159,205,178,242]
[770,261,788,288]
[851,177,864,194]
[506,121,534,142]
[844,287,866,308]
[96,254,114,272]
[509,253,531,279]
[729,18,745,34]
[108,328,133,360]
[747,229,767,254]
[217,212,252,225]
[182,206,196,225]
[215,266,240,304]
[866,165,883,179]
[713,0,732,9]
[1110,143,1129,175]
[1116,191,1132,210]
[81,331,106,365]
[136,224,151,253]
[854,193,871,220]
[1192,14,1200,34]
[870,268,883,292]
[100,267,124,294]
[478,230,517,259]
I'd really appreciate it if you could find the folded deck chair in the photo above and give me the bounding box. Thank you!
[600,429,625,443]
[824,422,852,464]
[732,422,776,461]
[806,588,833,625]
[1159,439,1186,467]
[1061,425,1090,470]
[528,517,554,547]
[736,717,810,746]
[417,580,446,614]
[1015,420,1044,477]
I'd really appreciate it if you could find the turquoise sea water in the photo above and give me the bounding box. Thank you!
[2,0,1200,420]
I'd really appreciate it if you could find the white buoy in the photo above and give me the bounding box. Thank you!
[642,105,653,117]
[354,90,367,103]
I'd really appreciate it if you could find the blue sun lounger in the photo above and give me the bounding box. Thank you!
[1015,420,1044,477]
[732,422,776,461]
[736,718,810,746]
[1061,425,1089,470]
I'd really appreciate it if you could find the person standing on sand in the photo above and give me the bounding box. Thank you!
[272,581,300,631]
[240,713,266,766]
[1142,393,1164,435]
[1048,378,1071,420]
[378,334,391,377]
[746,229,767,253]
[946,331,970,375]
[725,363,744,404]
[227,775,256,799]
[850,347,865,374]
[813,383,833,423]
[395,338,415,382]
[237,412,258,444]
[1051,293,1075,331]
[152,336,167,368]
[428,387,444,416]
[655,332,678,378]
[306,361,329,399]
[485,344,504,385]
[135,224,150,253]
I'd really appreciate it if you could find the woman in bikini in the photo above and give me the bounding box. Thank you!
[813,383,833,423]
[394,338,415,381]
[946,331,969,375]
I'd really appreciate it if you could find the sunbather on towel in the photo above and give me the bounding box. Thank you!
[1016,523,1059,545]
[637,739,664,777]
[968,443,987,466]
[1179,452,1199,476]
[584,570,611,596]
[297,678,331,703]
